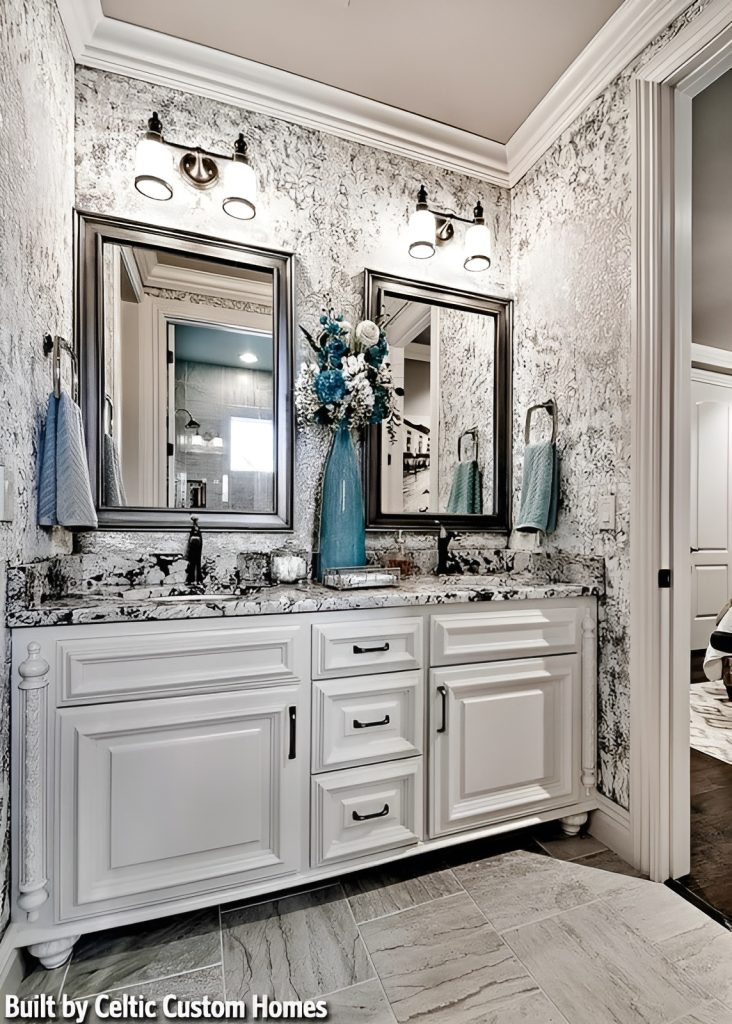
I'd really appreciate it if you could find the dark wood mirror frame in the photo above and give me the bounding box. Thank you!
[364,270,512,533]
[75,211,295,531]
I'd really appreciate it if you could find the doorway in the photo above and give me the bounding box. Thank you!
[630,0,732,885]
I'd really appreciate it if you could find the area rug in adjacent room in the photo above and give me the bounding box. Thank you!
[690,679,732,764]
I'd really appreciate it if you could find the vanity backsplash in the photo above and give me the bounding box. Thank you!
[7,546,604,613]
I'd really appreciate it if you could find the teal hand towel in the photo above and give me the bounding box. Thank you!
[38,392,98,529]
[517,441,560,534]
[447,460,483,515]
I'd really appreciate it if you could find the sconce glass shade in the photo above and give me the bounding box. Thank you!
[463,222,492,272]
[407,208,436,260]
[134,135,173,201]
[222,159,257,220]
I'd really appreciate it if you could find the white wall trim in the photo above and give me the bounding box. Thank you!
[57,0,697,190]
[692,343,732,372]
[588,793,634,866]
[0,926,23,997]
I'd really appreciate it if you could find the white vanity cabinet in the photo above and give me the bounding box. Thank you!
[10,595,597,967]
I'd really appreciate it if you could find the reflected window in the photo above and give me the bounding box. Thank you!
[230,416,274,473]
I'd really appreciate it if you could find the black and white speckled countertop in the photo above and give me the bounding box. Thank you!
[7,574,602,629]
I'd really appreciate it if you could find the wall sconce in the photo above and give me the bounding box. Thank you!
[134,112,257,220]
[407,185,491,272]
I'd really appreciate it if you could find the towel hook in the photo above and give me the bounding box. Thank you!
[524,399,557,445]
[43,334,79,402]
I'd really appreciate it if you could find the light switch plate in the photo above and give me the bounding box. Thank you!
[0,466,14,522]
[598,494,616,531]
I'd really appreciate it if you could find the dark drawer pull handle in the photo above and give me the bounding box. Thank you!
[437,685,447,733]
[353,714,390,729]
[353,642,390,655]
[352,803,389,822]
[288,705,297,760]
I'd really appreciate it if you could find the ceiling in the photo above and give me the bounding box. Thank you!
[100,0,623,145]
[175,324,273,371]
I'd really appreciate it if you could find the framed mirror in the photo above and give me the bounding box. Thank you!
[364,271,512,532]
[76,213,294,529]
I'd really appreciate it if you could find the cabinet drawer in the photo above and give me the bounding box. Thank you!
[312,671,423,772]
[57,623,306,703]
[311,759,423,866]
[431,605,582,666]
[312,617,422,679]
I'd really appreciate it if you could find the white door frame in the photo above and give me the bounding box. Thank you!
[630,0,732,882]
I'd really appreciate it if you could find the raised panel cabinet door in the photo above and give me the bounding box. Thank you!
[57,686,306,919]
[430,655,581,838]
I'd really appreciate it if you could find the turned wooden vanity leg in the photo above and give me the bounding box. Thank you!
[581,608,598,796]
[27,936,79,970]
[17,643,51,923]
[560,812,589,836]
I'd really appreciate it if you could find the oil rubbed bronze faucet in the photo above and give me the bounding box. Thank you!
[185,515,204,586]
[435,522,461,575]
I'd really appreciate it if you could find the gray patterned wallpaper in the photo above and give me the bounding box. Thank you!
[0,0,74,939]
[74,65,512,566]
[511,0,713,807]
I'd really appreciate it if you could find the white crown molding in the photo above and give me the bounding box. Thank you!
[133,249,274,305]
[506,0,698,186]
[56,0,509,186]
[57,0,697,191]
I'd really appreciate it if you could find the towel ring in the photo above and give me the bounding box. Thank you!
[524,400,557,445]
[458,426,479,463]
[43,333,79,402]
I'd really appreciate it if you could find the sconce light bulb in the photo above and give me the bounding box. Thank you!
[463,221,492,272]
[223,137,257,220]
[407,207,436,260]
[239,352,258,364]
[134,125,174,201]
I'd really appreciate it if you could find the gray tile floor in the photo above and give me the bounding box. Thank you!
[15,827,732,1023]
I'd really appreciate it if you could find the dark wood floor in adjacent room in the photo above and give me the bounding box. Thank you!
[683,747,732,924]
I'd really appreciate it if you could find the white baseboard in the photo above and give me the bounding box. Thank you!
[588,792,635,867]
[0,926,23,997]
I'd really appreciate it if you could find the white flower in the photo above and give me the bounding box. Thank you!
[355,320,380,347]
[339,320,353,334]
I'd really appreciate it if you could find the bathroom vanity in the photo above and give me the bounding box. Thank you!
[8,579,598,967]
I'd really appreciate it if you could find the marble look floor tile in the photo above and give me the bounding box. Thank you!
[671,1003,732,1019]
[504,900,703,1024]
[609,884,732,1008]
[222,884,373,1002]
[672,1002,732,1024]
[359,891,540,1024]
[454,849,645,932]
[82,966,224,1022]
[62,909,222,998]
[572,849,644,876]
[532,829,607,861]
[321,980,396,1024]
[16,960,68,1000]
[343,855,462,923]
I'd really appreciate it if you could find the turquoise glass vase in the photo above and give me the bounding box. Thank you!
[318,419,366,579]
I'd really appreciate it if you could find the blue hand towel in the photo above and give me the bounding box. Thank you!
[38,393,98,529]
[447,460,483,515]
[517,441,560,534]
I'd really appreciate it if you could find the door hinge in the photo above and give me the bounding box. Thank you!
[658,569,672,589]
[167,349,174,364]
[167,442,174,457]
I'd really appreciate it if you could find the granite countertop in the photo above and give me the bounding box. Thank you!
[7,573,603,628]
